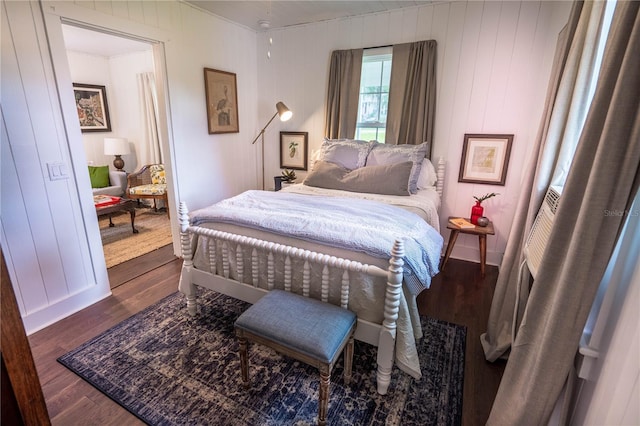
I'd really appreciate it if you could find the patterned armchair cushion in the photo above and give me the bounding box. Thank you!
[129,183,167,196]
[150,164,166,184]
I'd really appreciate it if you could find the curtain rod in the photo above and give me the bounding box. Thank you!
[365,44,392,50]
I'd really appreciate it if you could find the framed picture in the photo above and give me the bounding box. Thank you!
[204,68,239,134]
[280,132,308,170]
[458,133,513,185]
[73,83,111,132]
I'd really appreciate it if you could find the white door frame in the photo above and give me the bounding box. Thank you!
[41,4,180,289]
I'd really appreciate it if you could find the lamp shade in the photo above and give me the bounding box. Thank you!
[276,102,292,122]
[103,137,130,155]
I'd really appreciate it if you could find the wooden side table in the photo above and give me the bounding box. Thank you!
[440,217,495,276]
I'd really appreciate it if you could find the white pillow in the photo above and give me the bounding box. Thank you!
[309,149,322,171]
[320,138,374,170]
[417,158,438,189]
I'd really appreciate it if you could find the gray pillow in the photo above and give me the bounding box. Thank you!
[319,138,374,170]
[303,160,412,196]
[366,142,429,193]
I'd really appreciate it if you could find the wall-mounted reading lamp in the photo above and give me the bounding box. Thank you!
[251,102,292,190]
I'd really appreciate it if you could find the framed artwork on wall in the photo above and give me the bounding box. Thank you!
[73,83,111,132]
[458,133,514,185]
[204,68,239,134]
[280,132,308,170]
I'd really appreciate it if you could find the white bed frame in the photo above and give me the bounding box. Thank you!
[178,157,445,395]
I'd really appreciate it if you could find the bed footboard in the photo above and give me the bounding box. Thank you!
[178,201,404,395]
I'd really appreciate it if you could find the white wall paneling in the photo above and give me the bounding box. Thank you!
[255,1,572,266]
[2,0,259,333]
[1,0,111,332]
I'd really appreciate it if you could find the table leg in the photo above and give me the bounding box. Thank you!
[108,216,114,227]
[129,208,138,234]
[479,234,487,276]
[440,229,460,271]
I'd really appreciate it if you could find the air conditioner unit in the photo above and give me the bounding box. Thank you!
[524,185,563,279]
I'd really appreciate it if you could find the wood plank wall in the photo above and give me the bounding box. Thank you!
[256,1,572,266]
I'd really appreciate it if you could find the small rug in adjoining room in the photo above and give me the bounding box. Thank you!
[99,208,172,268]
[58,290,466,426]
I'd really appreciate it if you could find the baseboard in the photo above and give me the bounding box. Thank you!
[24,284,111,335]
[443,243,502,267]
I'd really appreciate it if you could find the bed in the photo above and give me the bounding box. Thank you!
[178,139,445,395]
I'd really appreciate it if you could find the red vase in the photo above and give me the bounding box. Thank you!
[471,202,484,225]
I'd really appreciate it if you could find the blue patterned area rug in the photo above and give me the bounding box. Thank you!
[58,290,466,425]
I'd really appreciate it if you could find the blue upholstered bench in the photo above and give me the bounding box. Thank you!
[234,289,357,426]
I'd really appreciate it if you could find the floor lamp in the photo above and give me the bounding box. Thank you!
[251,102,292,190]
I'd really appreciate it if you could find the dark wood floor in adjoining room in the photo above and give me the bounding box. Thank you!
[28,252,504,426]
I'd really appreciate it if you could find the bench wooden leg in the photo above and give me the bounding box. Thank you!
[238,335,250,388]
[343,336,354,384]
[318,367,330,426]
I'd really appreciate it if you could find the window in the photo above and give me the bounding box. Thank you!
[550,0,616,188]
[355,47,392,143]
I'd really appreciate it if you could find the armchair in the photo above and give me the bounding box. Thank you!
[127,164,169,217]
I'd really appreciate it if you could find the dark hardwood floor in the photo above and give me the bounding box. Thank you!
[418,259,505,425]
[29,252,504,425]
[107,244,176,289]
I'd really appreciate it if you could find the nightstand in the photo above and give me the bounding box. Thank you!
[440,216,495,276]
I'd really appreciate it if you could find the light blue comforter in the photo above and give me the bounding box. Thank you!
[190,190,443,294]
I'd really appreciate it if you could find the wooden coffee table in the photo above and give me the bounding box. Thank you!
[95,198,138,234]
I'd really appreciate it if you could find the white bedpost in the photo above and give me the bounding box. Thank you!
[376,238,404,395]
[178,202,197,316]
[435,157,445,198]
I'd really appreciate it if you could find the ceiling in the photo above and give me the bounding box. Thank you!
[185,1,432,32]
[62,24,152,57]
[61,1,432,56]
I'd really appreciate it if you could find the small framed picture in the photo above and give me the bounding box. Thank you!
[458,134,513,185]
[280,132,308,170]
[204,68,239,134]
[73,83,111,132]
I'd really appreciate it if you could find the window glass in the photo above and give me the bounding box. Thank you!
[356,47,392,143]
[551,0,617,187]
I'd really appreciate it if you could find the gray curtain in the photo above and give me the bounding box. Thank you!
[488,2,640,423]
[387,40,437,155]
[481,0,603,362]
[324,49,363,139]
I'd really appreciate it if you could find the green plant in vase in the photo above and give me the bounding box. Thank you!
[281,169,297,183]
[471,192,499,225]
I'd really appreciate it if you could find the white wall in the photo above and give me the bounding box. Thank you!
[1,0,259,333]
[67,49,155,172]
[256,1,572,266]
[108,51,155,172]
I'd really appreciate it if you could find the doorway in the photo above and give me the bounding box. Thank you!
[60,24,174,282]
